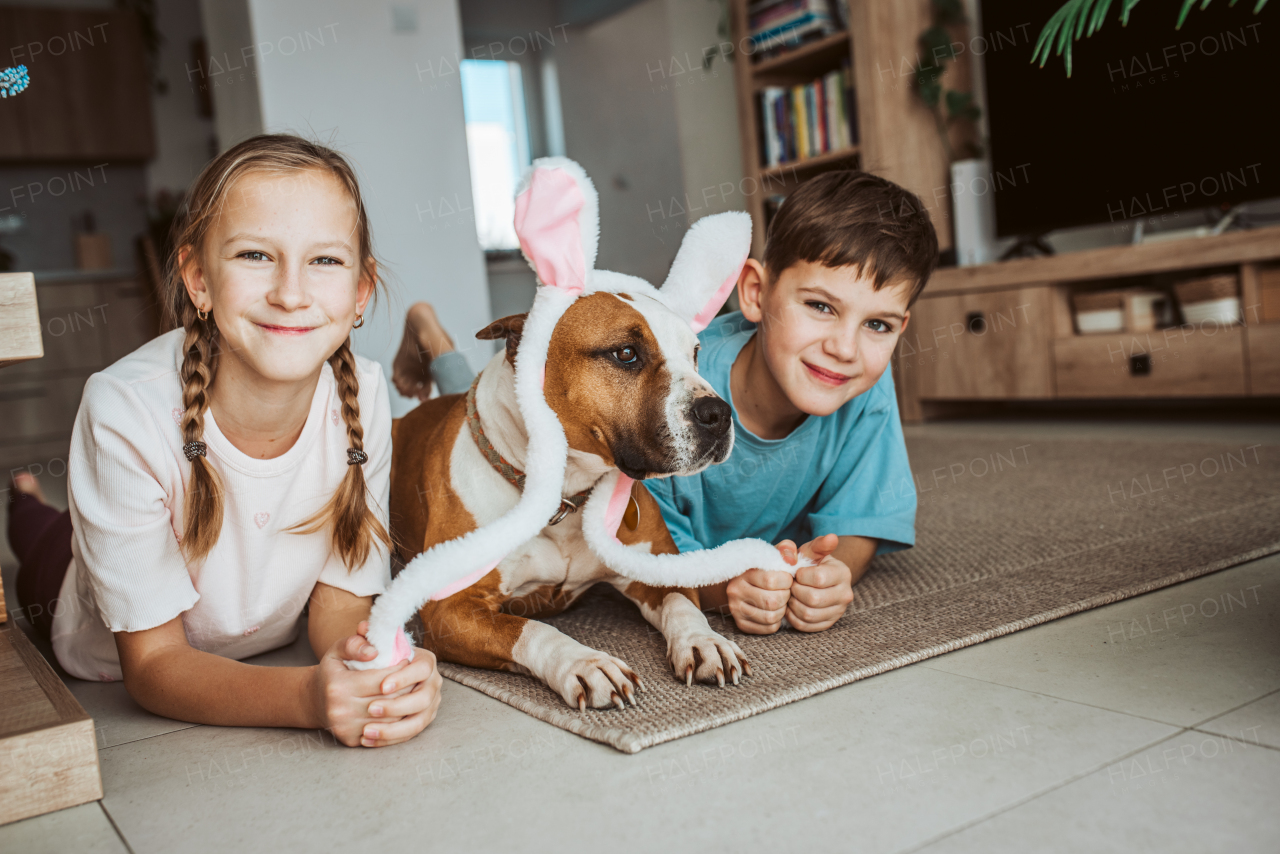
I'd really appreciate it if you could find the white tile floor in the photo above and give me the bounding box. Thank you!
[3,420,1278,854]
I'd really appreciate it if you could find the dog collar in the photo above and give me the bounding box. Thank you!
[466,372,590,526]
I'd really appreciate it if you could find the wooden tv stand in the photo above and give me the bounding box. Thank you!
[894,226,1280,422]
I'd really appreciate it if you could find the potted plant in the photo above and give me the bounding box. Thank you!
[1033,0,1270,76]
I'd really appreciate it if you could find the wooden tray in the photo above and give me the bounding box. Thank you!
[0,626,103,825]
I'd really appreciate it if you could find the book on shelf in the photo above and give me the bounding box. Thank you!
[748,0,836,57]
[756,63,857,169]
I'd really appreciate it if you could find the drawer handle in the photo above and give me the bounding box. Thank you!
[1130,353,1152,376]
[966,311,986,334]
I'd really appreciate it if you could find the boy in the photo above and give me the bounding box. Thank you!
[644,170,937,635]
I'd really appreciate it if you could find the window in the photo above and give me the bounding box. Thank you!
[461,59,530,251]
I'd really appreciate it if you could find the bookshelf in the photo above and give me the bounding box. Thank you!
[730,0,951,259]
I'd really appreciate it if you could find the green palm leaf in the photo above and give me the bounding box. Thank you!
[1033,0,1269,76]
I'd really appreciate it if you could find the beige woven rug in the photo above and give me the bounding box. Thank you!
[434,436,1280,753]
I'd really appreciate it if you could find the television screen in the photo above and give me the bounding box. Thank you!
[980,0,1276,238]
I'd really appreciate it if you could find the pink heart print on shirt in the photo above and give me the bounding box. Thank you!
[254,511,270,529]
[171,407,183,426]
[331,408,340,426]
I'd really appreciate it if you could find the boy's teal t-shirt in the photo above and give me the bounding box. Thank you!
[643,311,916,556]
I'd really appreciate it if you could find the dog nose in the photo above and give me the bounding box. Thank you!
[692,396,731,437]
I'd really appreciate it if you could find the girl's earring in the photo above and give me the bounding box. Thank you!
[353,314,365,329]
[197,306,209,322]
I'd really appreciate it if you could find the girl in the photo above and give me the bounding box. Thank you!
[7,134,440,748]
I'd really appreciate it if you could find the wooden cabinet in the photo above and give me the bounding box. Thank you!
[0,7,155,160]
[896,226,1280,420]
[0,376,88,445]
[0,272,154,463]
[2,282,108,381]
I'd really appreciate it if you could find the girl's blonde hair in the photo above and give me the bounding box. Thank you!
[162,133,391,571]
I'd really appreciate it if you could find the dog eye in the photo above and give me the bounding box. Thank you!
[611,346,639,365]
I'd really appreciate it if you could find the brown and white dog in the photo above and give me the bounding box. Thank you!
[389,288,751,711]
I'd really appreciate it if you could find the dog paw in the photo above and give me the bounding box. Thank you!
[549,652,644,711]
[668,631,750,687]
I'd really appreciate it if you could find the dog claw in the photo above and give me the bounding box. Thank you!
[685,665,694,687]
[740,658,753,677]
[715,668,725,688]
[562,657,641,712]
[730,666,740,686]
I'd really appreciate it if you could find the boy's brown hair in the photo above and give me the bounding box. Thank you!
[763,170,938,306]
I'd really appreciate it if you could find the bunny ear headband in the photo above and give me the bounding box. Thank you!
[351,158,805,671]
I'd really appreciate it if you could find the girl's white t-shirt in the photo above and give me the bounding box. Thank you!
[51,327,392,682]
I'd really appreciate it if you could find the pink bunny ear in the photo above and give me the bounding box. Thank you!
[513,157,600,294]
[658,211,752,333]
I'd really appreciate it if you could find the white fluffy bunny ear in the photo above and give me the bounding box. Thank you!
[514,157,600,293]
[658,211,752,332]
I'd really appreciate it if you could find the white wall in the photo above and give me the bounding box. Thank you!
[553,0,746,285]
[201,0,491,416]
[149,0,218,194]
[198,0,265,149]
[453,0,743,312]
[555,0,687,285]
[665,0,745,225]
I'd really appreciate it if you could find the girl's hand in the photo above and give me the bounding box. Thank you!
[312,621,443,747]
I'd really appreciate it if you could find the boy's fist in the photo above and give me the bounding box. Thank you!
[783,534,854,632]
[724,563,794,635]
